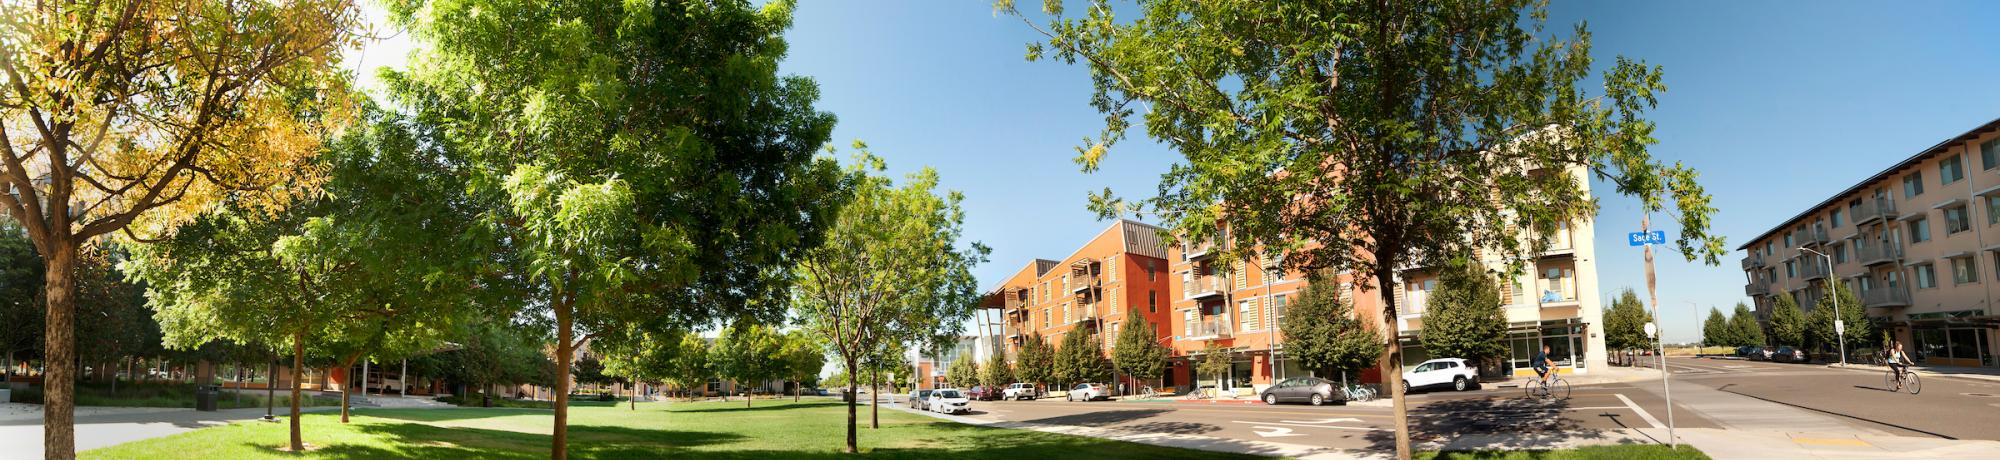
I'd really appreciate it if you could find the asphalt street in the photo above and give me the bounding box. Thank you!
[917,379,1718,451]
[1664,356,2000,441]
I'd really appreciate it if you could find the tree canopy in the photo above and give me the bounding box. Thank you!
[1702,308,1729,347]
[1053,330,1110,388]
[1420,263,1509,365]
[1015,332,1056,391]
[1727,303,1765,348]
[1768,294,1807,348]
[711,322,785,407]
[1112,309,1169,389]
[1603,289,1651,351]
[1279,272,1383,381]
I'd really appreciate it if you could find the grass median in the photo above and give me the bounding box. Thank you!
[81,398,1260,459]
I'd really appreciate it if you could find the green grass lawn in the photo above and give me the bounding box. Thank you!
[80,398,1263,459]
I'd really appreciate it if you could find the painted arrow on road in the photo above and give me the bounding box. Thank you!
[1250,426,1305,438]
[1279,417,1363,424]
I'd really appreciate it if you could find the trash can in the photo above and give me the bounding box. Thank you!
[194,385,219,412]
[0,388,10,403]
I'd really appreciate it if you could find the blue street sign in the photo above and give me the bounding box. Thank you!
[1628,231,1666,247]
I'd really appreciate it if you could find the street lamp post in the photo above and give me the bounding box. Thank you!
[1686,301,1702,351]
[1798,247,1846,366]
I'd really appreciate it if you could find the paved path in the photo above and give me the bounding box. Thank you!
[0,394,448,456]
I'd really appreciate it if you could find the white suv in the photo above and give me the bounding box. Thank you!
[1402,358,1479,392]
[1065,383,1109,401]
[1002,383,1039,401]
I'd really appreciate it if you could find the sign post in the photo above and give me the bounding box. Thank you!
[1637,218,1677,449]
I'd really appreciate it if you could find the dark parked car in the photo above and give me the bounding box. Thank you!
[966,385,999,401]
[1260,377,1343,406]
[1745,346,1771,361]
[907,389,934,410]
[1773,346,1807,363]
[1734,346,1755,357]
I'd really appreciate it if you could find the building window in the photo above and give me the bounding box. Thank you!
[1909,218,1931,243]
[1043,308,1051,328]
[1988,197,2000,226]
[1916,264,1938,289]
[1984,138,2000,170]
[1148,290,1157,313]
[1952,257,1979,285]
[1941,154,1965,185]
[1238,300,1258,332]
[1904,172,1924,198]
[1848,200,1861,222]
[1785,261,1796,278]
[1946,206,1971,234]
[1831,209,1843,227]
[1146,260,1157,281]
[1834,244,1849,264]
[1268,295,1288,330]
[1784,233,1794,248]
[1182,309,1197,337]
[1993,252,2000,281]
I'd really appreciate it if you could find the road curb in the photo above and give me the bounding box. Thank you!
[1816,362,2000,384]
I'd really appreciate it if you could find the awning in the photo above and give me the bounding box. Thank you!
[1931,198,1967,210]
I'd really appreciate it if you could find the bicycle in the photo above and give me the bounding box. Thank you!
[1885,366,1921,394]
[1185,386,1215,400]
[1138,386,1159,400]
[1524,373,1571,400]
[1342,384,1376,403]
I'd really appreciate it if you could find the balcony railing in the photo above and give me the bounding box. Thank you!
[1536,279,1579,307]
[1862,286,1911,309]
[1183,317,1233,340]
[1801,227,1829,246]
[1184,240,1216,261]
[1855,198,1898,224]
[1799,260,1830,280]
[1745,282,1769,296]
[1068,272,1099,293]
[1857,242,1902,266]
[1184,275,1225,300]
[1741,254,1765,270]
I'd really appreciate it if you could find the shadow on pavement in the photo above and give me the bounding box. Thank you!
[1366,395,1612,450]
[1019,409,1171,428]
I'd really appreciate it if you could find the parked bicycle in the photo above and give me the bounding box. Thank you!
[1524,374,1571,399]
[1343,384,1376,403]
[1185,386,1216,400]
[1885,367,1921,394]
[1138,386,1160,400]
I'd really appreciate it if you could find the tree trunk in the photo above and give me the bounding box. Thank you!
[794,378,801,402]
[266,357,277,419]
[339,354,362,424]
[290,331,306,451]
[551,301,575,460]
[1375,267,1412,460]
[745,379,751,408]
[843,358,859,454]
[41,242,77,460]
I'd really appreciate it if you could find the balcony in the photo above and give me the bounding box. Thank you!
[1855,199,1898,225]
[1857,242,1902,266]
[1862,286,1911,309]
[1745,282,1770,296]
[1400,289,1429,317]
[1068,272,1099,294]
[1183,317,1233,340]
[1536,279,1580,308]
[1741,254,1765,270]
[1183,240,1216,261]
[1004,289,1028,309]
[1799,260,1830,281]
[1184,275,1225,301]
[1801,227,1829,246]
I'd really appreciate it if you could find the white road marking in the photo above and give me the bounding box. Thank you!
[1249,426,1305,438]
[1231,420,1387,432]
[1277,417,1363,424]
[1615,393,1665,429]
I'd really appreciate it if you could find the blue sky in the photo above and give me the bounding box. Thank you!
[349,1,2000,344]
[769,0,2000,343]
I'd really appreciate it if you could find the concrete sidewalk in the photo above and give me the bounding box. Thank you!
[0,405,339,457]
[1656,428,2000,460]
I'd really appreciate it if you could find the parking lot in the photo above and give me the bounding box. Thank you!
[904,380,1717,451]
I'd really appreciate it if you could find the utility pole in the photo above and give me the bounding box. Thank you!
[1639,215,1677,449]
[1799,247,1845,366]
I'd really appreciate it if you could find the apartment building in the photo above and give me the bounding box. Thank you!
[978,219,1175,391]
[1162,235,1382,392]
[1740,118,2000,368]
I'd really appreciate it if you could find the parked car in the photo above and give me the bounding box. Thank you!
[1773,346,1807,363]
[1734,346,1755,357]
[1260,377,1342,406]
[964,385,992,401]
[1066,383,1109,401]
[1744,346,1769,361]
[928,388,972,414]
[1002,382,1040,401]
[906,389,934,411]
[1402,358,1479,393]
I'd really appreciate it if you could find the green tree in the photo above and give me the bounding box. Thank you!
[1015,333,1056,394]
[1603,290,1652,352]
[0,222,42,385]
[1001,1,1726,457]
[1702,308,1730,348]
[1420,263,1509,367]
[388,0,849,456]
[1054,330,1110,389]
[1769,294,1807,347]
[572,355,616,388]
[664,335,711,401]
[1279,272,1383,383]
[711,322,785,408]
[1,3,362,454]
[946,351,979,389]
[593,323,680,410]
[411,318,548,408]
[1727,303,1765,348]
[1112,309,1169,393]
[789,147,985,452]
[1196,341,1233,391]
[980,349,1015,389]
[1809,286,1874,357]
[779,331,828,402]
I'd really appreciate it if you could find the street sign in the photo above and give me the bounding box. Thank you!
[1644,322,1657,338]
[1628,230,1667,246]
[1836,319,1845,335]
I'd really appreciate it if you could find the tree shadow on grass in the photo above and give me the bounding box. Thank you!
[356,407,552,423]
[291,418,748,459]
[670,401,847,413]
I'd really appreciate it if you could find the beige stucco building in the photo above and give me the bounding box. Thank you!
[1740,118,2000,368]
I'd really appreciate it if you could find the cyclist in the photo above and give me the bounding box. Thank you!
[1888,340,1914,391]
[1532,343,1556,388]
